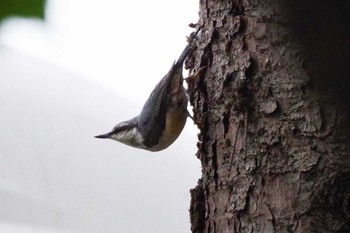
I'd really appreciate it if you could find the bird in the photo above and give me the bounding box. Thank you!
[95,45,192,151]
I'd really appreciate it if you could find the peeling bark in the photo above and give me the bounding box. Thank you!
[188,0,350,232]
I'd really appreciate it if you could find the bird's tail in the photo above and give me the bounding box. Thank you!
[174,45,192,69]
[174,28,203,68]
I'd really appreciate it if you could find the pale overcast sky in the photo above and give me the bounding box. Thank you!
[0,0,199,104]
[0,1,201,232]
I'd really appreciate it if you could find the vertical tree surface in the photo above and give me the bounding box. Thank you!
[187,0,350,232]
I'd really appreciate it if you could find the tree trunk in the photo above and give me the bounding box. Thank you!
[187,0,350,232]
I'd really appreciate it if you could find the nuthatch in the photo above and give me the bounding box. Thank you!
[95,45,191,151]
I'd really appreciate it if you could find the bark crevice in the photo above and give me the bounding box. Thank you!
[188,0,350,232]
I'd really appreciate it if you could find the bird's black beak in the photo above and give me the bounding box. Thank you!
[94,133,111,139]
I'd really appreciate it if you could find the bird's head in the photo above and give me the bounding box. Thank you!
[95,117,146,149]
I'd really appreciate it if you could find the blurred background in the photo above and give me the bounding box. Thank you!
[0,1,200,232]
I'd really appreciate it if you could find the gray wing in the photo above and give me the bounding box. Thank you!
[138,45,191,148]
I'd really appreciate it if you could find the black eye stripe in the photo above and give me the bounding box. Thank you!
[113,123,134,133]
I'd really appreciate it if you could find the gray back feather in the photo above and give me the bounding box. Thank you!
[137,45,191,148]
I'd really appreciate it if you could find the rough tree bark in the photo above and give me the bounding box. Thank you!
[187,0,350,232]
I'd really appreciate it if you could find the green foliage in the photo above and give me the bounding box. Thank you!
[0,0,46,22]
